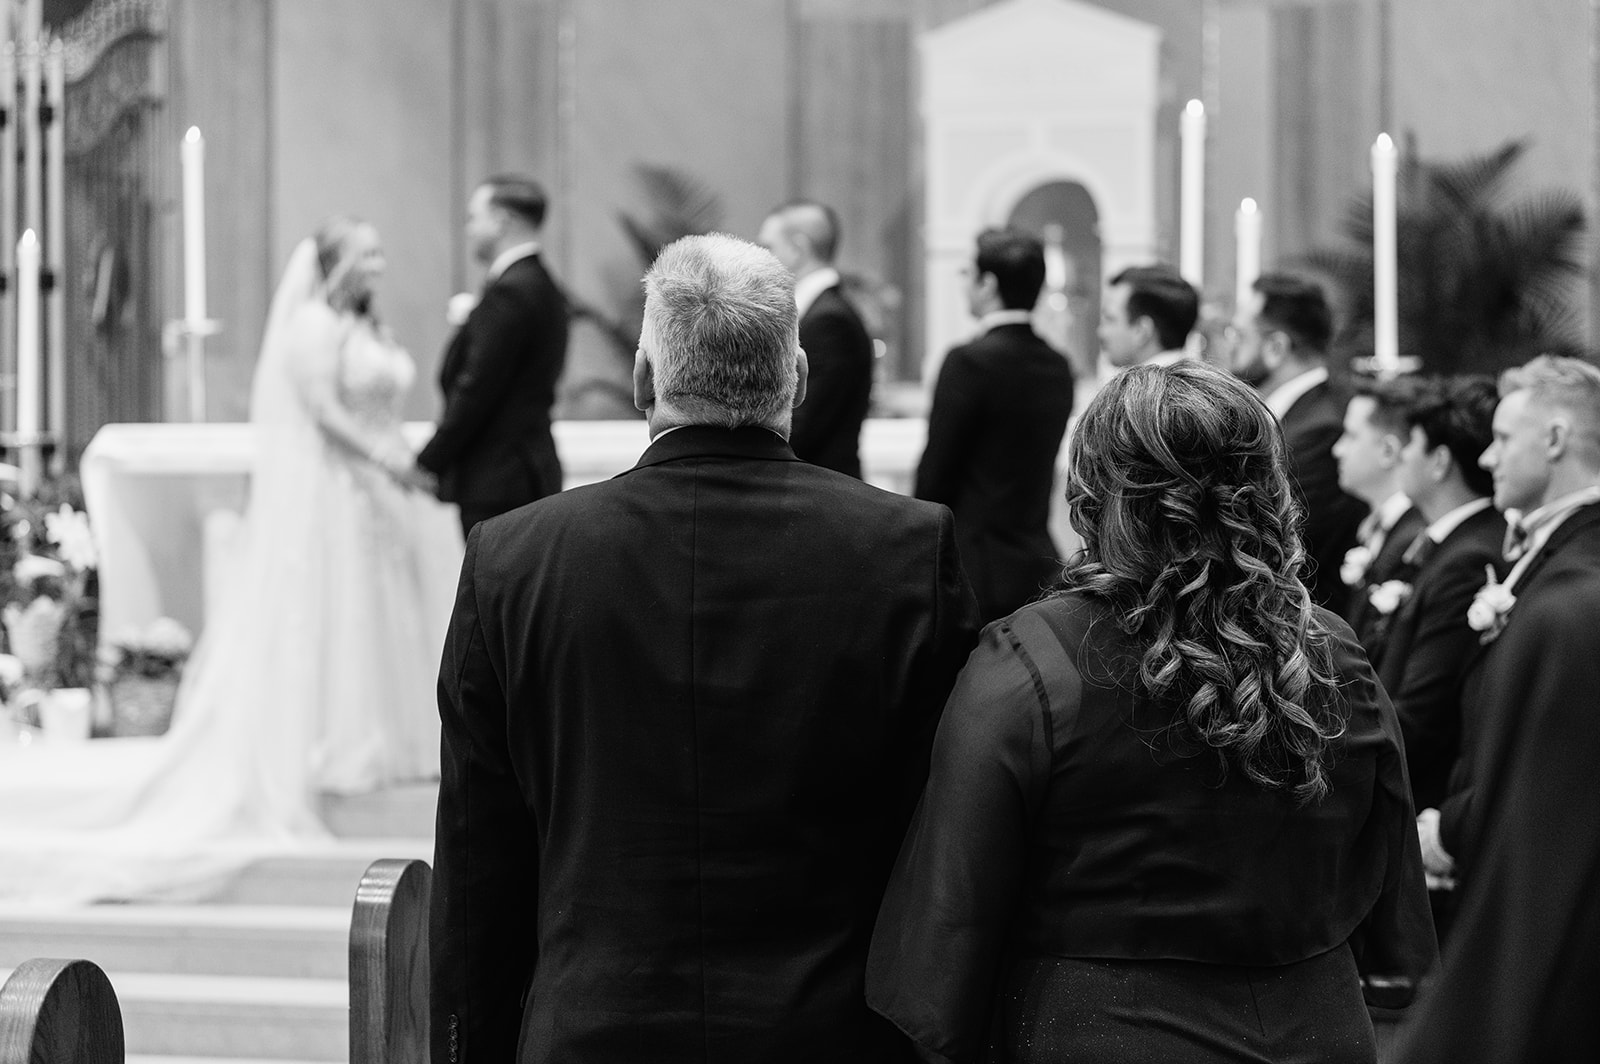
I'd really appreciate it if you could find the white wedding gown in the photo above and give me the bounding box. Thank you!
[0,245,462,905]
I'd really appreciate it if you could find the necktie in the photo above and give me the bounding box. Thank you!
[1503,519,1529,563]
[1401,531,1437,573]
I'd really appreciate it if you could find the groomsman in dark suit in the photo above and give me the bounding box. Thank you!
[1229,273,1368,614]
[915,228,1074,622]
[758,201,875,477]
[1332,377,1427,656]
[1374,375,1503,816]
[429,233,981,1064]
[418,175,569,536]
[1398,356,1600,1064]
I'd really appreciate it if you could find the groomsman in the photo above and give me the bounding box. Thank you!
[1373,376,1503,816]
[418,175,569,536]
[1332,378,1427,655]
[430,234,980,1063]
[916,228,1075,622]
[1229,274,1367,613]
[1098,263,1199,370]
[1398,355,1600,1064]
[758,201,875,478]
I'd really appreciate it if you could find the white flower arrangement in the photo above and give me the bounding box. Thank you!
[1466,566,1516,644]
[1367,579,1413,616]
[43,504,97,573]
[446,292,479,327]
[105,617,195,677]
[1341,544,1374,587]
[12,553,66,586]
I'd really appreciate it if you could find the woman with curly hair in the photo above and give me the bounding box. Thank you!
[866,360,1435,1063]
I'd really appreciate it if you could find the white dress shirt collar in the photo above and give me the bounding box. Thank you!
[1145,349,1191,368]
[486,241,540,283]
[1504,485,1600,591]
[977,309,1034,334]
[794,267,841,320]
[1424,496,1495,545]
[1264,366,1330,421]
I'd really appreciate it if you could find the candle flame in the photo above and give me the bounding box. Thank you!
[1185,98,1204,116]
[1374,132,1394,152]
[18,229,37,249]
[1240,198,1258,214]
[185,126,202,143]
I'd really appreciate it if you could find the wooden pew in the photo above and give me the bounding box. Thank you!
[350,857,432,1064]
[0,958,124,1064]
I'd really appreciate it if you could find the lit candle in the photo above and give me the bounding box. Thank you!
[1179,99,1205,287]
[16,229,39,496]
[182,126,206,326]
[1371,133,1399,372]
[1234,198,1261,318]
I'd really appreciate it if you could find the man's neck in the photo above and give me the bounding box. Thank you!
[1536,466,1600,510]
[1413,479,1479,524]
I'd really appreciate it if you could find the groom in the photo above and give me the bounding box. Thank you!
[417,175,569,535]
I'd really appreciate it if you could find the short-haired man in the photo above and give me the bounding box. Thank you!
[1374,375,1504,817]
[1332,378,1427,654]
[1397,355,1600,1064]
[758,201,875,477]
[1230,273,1367,613]
[1098,263,1200,369]
[429,234,980,1063]
[418,175,569,536]
[915,227,1075,622]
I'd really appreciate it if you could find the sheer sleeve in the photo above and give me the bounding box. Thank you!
[282,304,404,465]
[866,617,1056,1064]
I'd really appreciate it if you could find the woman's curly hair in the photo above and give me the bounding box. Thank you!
[1061,360,1345,803]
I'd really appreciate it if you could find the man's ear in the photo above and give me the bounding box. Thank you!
[1261,331,1289,373]
[633,348,654,413]
[792,347,809,409]
[1548,415,1572,460]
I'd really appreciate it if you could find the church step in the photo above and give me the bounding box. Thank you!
[206,837,433,907]
[0,969,347,1060]
[319,781,437,839]
[0,904,348,979]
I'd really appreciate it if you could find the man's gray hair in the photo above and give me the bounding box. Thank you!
[1501,353,1600,462]
[641,234,800,431]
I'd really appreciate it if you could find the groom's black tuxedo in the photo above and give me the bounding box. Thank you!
[417,252,568,533]
[430,426,980,1064]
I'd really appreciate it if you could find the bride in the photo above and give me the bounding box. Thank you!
[0,217,463,904]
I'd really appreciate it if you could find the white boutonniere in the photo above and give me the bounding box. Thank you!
[1368,579,1412,616]
[1466,565,1515,644]
[1341,544,1374,587]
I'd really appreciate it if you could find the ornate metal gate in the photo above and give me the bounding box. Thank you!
[57,0,167,458]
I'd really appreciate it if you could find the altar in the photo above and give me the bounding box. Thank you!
[80,419,933,643]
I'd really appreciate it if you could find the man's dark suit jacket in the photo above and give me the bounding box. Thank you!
[417,253,568,531]
[1368,503,1504,813]
[1346,504,1428,659]
[1395,502,1600,1064]
[791,285,873,478]
[1278,379,1368,616]
[914,323,1074,623]
[430,425,981,1064]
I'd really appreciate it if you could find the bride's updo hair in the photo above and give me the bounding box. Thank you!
[313,214,376,318]
[1061,360,1344,803]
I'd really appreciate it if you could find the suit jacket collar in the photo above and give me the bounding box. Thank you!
[1464,501,1600,673]
[622,425,800,475]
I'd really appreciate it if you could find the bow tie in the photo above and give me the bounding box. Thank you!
[1503,519,1530,563]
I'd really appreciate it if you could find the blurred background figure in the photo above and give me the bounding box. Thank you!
[873,360,1434,1064]
[915,227,1074,623]
[759,201,875,479]
[1230,273,1368,615]
[1099,263,1199,371]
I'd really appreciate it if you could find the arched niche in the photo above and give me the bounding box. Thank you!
[1008,180,1100,377]
[919,0,1160,384]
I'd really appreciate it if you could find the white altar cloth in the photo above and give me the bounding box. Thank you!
[80,419,932,642]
